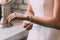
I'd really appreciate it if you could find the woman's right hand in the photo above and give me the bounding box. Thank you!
[23,21,33,30]
[7,12,27,23]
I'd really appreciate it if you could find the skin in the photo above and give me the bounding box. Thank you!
[7,0,60,30]
[2,0,9,4]
[23,3,34,30]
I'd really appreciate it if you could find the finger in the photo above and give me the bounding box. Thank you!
[24,23,29,28]
[8,18,11,23]
[26,25,32,30]
[8,17,12,22]
[24,23,27,28]
[7,14,16,22]
[26,24,33,30]
[24,23,30,28]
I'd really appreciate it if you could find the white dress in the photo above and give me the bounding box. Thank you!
[27,0,60,40]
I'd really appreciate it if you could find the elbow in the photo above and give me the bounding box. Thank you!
[47,17,60,30]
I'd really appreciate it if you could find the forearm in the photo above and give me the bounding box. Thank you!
[26,15,60,29]
[31,16,56,27]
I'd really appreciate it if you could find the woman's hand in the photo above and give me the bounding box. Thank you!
[23,21,33,30]
[7,12,26,23]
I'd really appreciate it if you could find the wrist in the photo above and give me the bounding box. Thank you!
[26,15,33,21]
[23,15,28,20]
[23,12,34,21]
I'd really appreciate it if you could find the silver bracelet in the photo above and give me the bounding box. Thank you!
[29,15,32,22]
[25,12,32,22]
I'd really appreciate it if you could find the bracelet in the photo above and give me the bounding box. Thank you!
[29,15,32,22]
[25,12,32,22]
